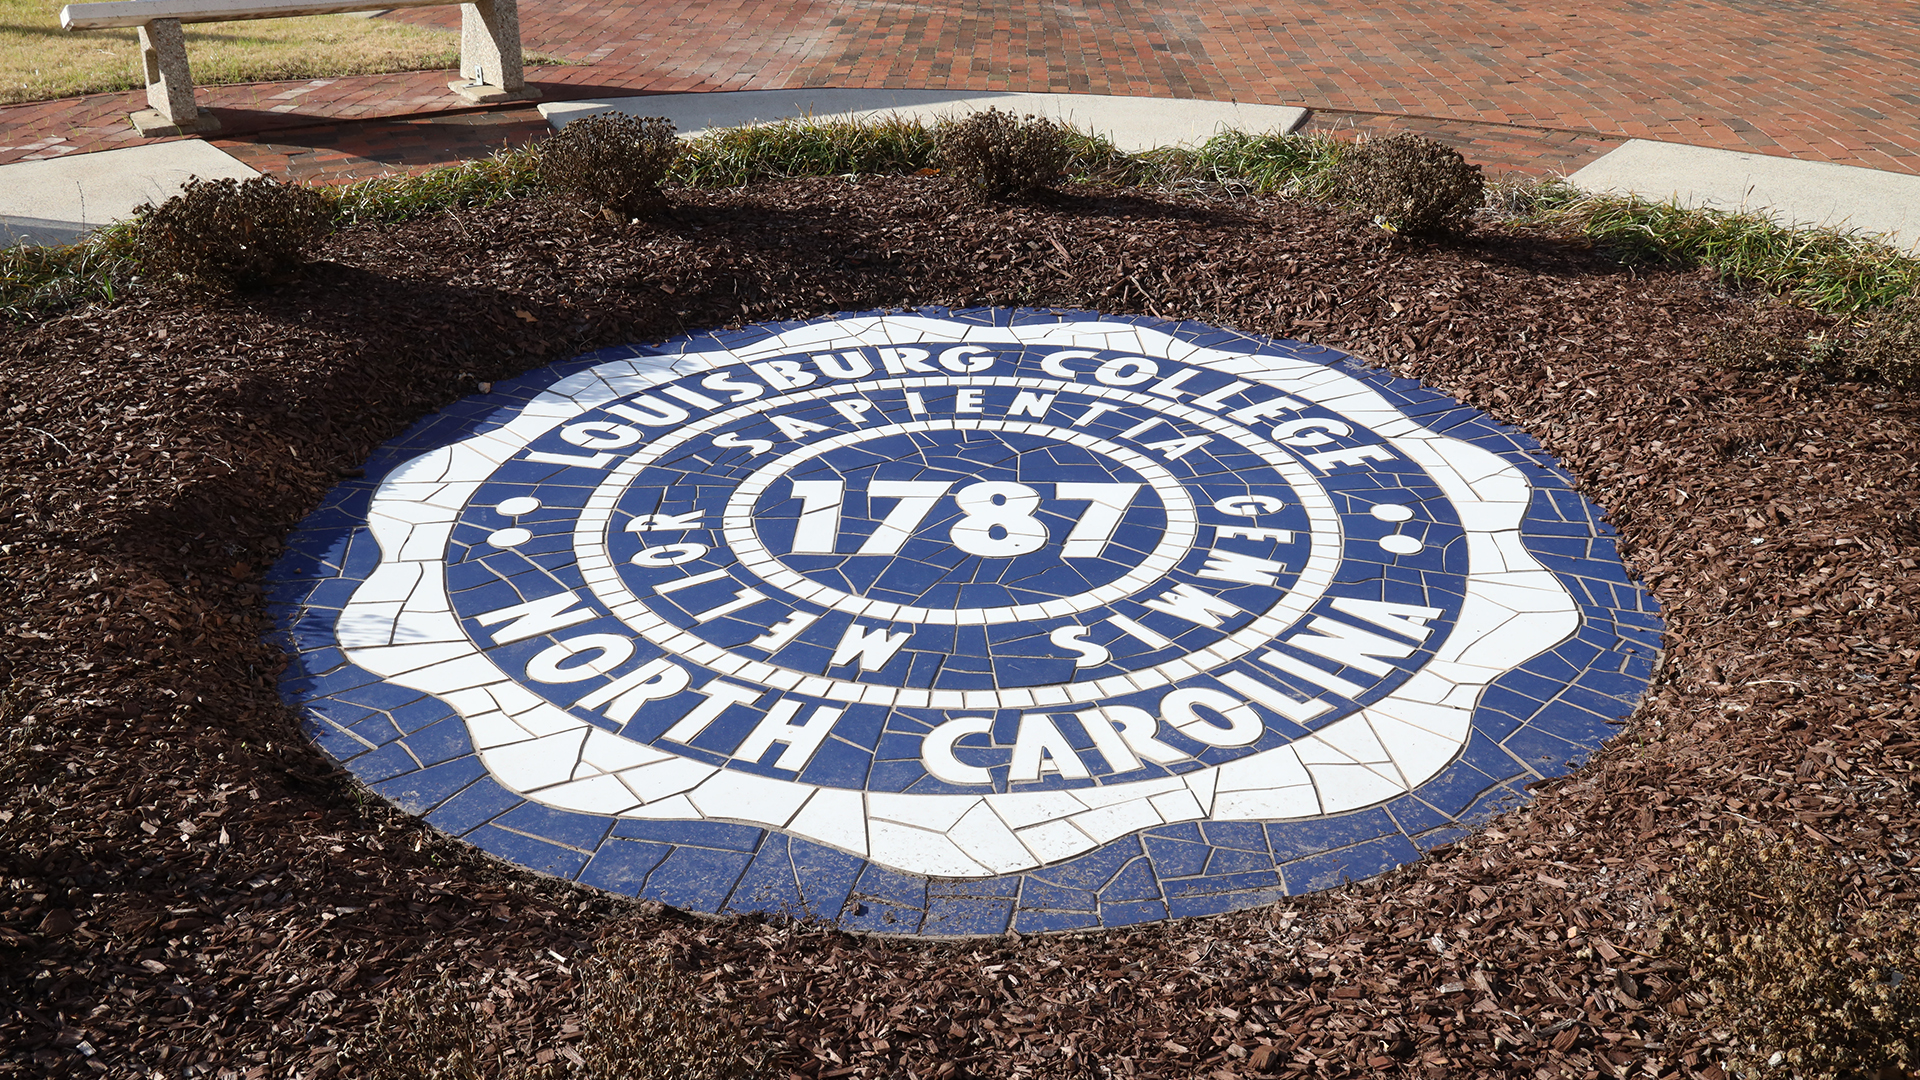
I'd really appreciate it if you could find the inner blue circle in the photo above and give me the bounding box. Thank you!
[756,428,1169,609]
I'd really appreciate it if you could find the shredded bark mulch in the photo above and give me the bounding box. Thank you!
[3,177,1917,1080]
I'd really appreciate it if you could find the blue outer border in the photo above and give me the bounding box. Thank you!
[266,307,1662,936]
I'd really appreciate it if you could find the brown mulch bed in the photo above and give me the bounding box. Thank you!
[2,176,1917,1080]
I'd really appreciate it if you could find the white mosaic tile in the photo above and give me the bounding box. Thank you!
[616,793,700,819]
[547,772,643,814]
[870,820,991,877]
[948,802,1038,874]
[687,768,812,827]
[1306,762,1408,814]
[788,787,868,856]
[868,792,980,832]
[1070,797,1163,844]
[987,790,1088,830]
[1212,785,1320,821]
[1015,817,1102,863]
[615,757,718,803]
[1367,710,1465,786]
[485,729,588,792]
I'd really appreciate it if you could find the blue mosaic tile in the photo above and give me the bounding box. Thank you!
[300,714,374,763]
[1167,885,1288,920]
[495,802,614,852]
[1014,908,1103,933]
[1100,899,1171,928]
[1100,857,1165,905]
[468,824,592,880]
[925,896,1018,936]
[349,742,421,784]
[1283,834,1423,893]
[642,845,755,913]
[424,777,523,837]
[613,818,765,852]
[372,755,488,815]
[725,835,813,918]
[269,308,1662,937]
[791,838,868,920]
[578,839,672,895]
[1021,877,1098,912]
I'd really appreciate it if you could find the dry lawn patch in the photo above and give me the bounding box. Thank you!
[1,0,462,105]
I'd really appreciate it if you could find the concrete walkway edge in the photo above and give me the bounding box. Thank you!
[4,91,1918,256]
[1569,139,1920,253]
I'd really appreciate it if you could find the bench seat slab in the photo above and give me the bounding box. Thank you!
[63,0,453,30]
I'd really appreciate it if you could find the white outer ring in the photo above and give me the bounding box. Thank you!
[330,316,1580,879]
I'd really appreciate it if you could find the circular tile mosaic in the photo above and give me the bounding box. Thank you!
[268,309,1662,935]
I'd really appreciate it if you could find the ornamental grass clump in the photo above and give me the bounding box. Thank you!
[934,108,1070,203]
[1665,830,1920,1080]
[1701,324,1843,381]
[131,175,330,292]
[1333,133,1485,237]
[1851,296,1920,388]
[537,112,682,220]
[1702,299,1920,388]
[674,113,937,187]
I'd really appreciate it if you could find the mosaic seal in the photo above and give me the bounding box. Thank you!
[269,309,1662,935]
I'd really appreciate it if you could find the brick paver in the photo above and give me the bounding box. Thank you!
[1298,110,1622,178]
[2,1,1915,179]
[213,107,552,184]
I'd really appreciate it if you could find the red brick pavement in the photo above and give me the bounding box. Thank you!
[3,0,1916,176]
[1298,110,1623,179]
[213,106,552,185]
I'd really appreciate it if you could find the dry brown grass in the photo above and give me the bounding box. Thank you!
[1,0,467,105]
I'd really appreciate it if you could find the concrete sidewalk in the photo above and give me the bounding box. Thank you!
[4,90,1918,252]
[1566,141,1920,253]
[540,89,1309,154]
[0,140,260,248]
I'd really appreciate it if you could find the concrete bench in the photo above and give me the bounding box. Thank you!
[60,0,537,137]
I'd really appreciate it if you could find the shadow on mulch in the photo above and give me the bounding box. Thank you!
[2,176,1917,1079]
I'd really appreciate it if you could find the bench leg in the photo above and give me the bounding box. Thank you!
[131,19,220,136]
[449,0,540,104]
